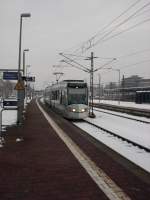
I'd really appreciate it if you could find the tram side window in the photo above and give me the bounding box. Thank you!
[60,91,62,104]
[51,90,59,100]
[61,91,67,105]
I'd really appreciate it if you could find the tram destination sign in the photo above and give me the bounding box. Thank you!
[3,72,18,80]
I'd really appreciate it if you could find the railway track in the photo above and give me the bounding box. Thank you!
[94,108,150,124]
[93,103,150,118]
[39,100,150,198]
[83,119,150,153]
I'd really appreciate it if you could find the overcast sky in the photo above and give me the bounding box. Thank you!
[0,0,150,89]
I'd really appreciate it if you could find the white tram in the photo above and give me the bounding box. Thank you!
[44,80,89,119]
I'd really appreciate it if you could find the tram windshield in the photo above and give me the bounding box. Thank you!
[68,88,87,105]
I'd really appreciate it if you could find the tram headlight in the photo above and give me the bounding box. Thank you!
[68,107,76,112]
[81,108,85,112]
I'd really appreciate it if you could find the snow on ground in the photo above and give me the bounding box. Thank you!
[2,110,17,126]
[86,110,150,149]
[73,121,150,173]
[0,97,32,128]
[94,107,150,123]
[94,99,150,110]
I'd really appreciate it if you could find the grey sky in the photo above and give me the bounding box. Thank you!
[0,0,150,89]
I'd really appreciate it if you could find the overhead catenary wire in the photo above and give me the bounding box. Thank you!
[61,59,90,73]
[58,1,150,82]
[94,59,117,72]
[132,7,150,18]
[93,2,150,47]
[117,48,150,59]
[119,59,150,69]
[68,0,150,55]
[59,53,89,72]
[62,53,116,61]
[95,17,150,45]
[97,59,150,77]
[69,0,142,55]
[89,0,143,39]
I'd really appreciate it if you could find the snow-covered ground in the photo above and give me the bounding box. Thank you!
[74,121,150,173]
[87,110,150,148]
[0,97,31,128]
[94,99,150,110]
[73,108,150,173]
[94,107,150,123]
[2,110,17,126]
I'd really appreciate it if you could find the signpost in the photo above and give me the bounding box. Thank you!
[14,80,25,90]
[0,72,3,80]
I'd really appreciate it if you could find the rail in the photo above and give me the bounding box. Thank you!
[93,103,150,118]
[83,119,150,153]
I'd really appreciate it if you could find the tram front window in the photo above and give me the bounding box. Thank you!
[68,88,87,105]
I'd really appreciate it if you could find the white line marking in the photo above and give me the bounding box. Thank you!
[37,100,131,200]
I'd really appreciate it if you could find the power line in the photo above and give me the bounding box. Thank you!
[96,17,150,45]
[72,0,150,55]
[132,7,150,18]
[119,59,150,69]
[93,2,150,47]
[94,58,117,72]
[59,53,89,72]
[117,48,150,59]
[71,0,143,55]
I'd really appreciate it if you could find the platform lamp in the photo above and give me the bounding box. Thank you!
[23,49,29,76]
[17,13,31,128]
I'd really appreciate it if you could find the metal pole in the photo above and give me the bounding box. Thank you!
[26,65,31,103]
[26,67,28,104]
[0,109,3,146]
[17,13,31,125]
[89,70,92,115]
[91,52,94,116]
[23,49,29,76]
[117,69,121,105]
[17,15,23,125]
[23,49,29,106]
[23,50,25,76]
[98,73,101,103]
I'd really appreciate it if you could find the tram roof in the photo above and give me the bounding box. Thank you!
[45,80,86,90]
[62,80,84,82]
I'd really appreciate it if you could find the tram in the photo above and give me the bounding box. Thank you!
[44,80,89,119]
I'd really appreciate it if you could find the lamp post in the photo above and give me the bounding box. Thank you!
[26,65,31,103]
[23,49,29,107]
[17,13,31,126]
[23,49,29,76]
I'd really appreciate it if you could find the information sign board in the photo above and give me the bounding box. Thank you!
[22,76,35,82]
[3,72,18,80]
[3,100,17,107]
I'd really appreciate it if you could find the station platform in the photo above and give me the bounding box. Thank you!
[0,100,108,200]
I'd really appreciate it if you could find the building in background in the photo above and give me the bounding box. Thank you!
[94,75,150,103]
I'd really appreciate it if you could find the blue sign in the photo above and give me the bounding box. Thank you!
[3,72,18,80]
